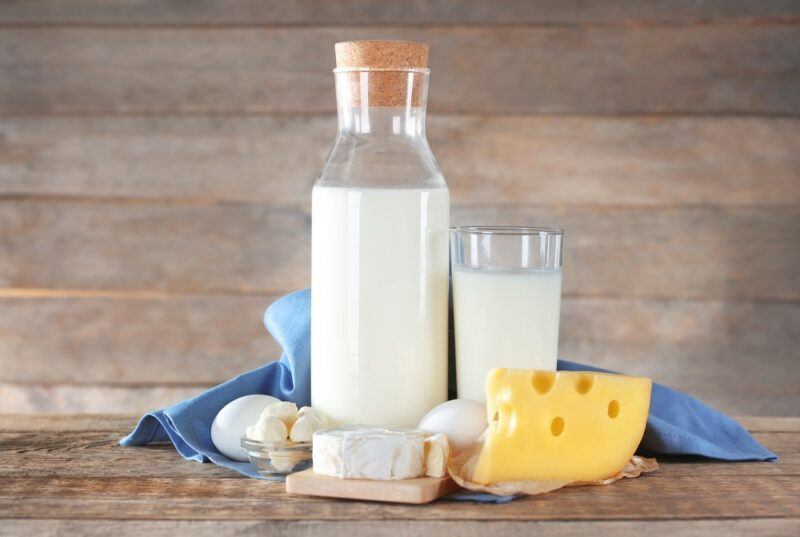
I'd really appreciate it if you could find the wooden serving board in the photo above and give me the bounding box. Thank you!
[285,469,460,504]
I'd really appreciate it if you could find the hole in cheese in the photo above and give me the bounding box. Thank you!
[493,404,515,436]
[575,374,595,395]
[608,400,620,419]
[550,417,565,436]
[532,371,556,395]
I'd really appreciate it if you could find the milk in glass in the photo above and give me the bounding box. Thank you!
[453,267,562,403]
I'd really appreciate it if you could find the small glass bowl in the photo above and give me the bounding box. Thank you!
[240,436,312,480]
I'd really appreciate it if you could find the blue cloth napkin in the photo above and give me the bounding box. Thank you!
[121,288,777,500]
[120,289,310,478]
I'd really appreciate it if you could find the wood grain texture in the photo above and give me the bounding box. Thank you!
[3,414,797,434]
[1,429,796,479]
[0,383,212,414]
[2,519,800,537]
[0,294,280,384]
[3,115,799,207]
[2,0,799,26]
[0,416,797,524]
[2,474,799,521]
[559,298,800,417]
[1,1,797,422]
[286,470,459,504]
[1,25,798,114]
[3,201,797,300]
[1,297,798,415]
[0,200,309,294]
[2,415,796,480]
[0,414,137,432]
[738,417,800,432]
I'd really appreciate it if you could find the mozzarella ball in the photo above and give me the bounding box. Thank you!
[270,453,308,473]
[298,406,329,426]
[289,415,324,442]
[261,401,299,428]
[247,415,288,442]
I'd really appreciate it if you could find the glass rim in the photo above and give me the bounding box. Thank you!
[240,436,312,450]
[451,225,564,237]
[333,67,430,75]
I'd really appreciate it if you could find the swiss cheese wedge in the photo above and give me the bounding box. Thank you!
[472,368,652,485]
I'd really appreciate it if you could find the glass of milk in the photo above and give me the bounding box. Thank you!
[451,226,564,402]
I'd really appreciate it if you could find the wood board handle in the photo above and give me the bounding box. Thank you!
[286,469,461,504]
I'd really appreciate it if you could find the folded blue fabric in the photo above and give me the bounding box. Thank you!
[121,288,776,499]
[120,289,311,478]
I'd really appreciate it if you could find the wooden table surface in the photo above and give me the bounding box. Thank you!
[1,415,798,536]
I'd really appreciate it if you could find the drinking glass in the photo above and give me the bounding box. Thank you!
[450,226,564,402]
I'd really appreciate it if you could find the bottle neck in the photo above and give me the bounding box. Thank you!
[334,68,429,139]
[337,106,426,137]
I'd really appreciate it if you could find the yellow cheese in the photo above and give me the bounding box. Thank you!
[472,368,651,485]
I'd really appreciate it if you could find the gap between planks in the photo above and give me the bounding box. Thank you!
[1,110,800,119]
[1,0,799,29]
[0,518,799,537]
[2,414,797,433]
[0,17,799,30]
[0,288,285,299]
[5,193,800,211]
[1,288,799,305]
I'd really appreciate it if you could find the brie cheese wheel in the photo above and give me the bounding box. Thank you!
[312,426,426,480]
[423,433,450,478]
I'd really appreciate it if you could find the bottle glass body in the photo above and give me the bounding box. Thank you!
[311,68,449,427]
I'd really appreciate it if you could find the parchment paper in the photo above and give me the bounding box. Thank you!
[447,441,658,496]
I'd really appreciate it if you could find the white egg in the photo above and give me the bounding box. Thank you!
[417,399,488,454]
[211,394,280,461]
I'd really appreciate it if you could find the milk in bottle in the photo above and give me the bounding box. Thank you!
[311,41,449,427]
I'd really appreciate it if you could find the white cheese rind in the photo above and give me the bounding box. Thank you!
[313,426,426,480]
[423,433,450,478]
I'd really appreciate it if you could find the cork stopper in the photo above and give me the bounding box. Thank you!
[334,41,430,107]
[335,40,429,70]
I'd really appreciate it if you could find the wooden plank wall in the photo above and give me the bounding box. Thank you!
[0,1,798,415]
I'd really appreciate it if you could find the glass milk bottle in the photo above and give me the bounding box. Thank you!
[311,41,449,427]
